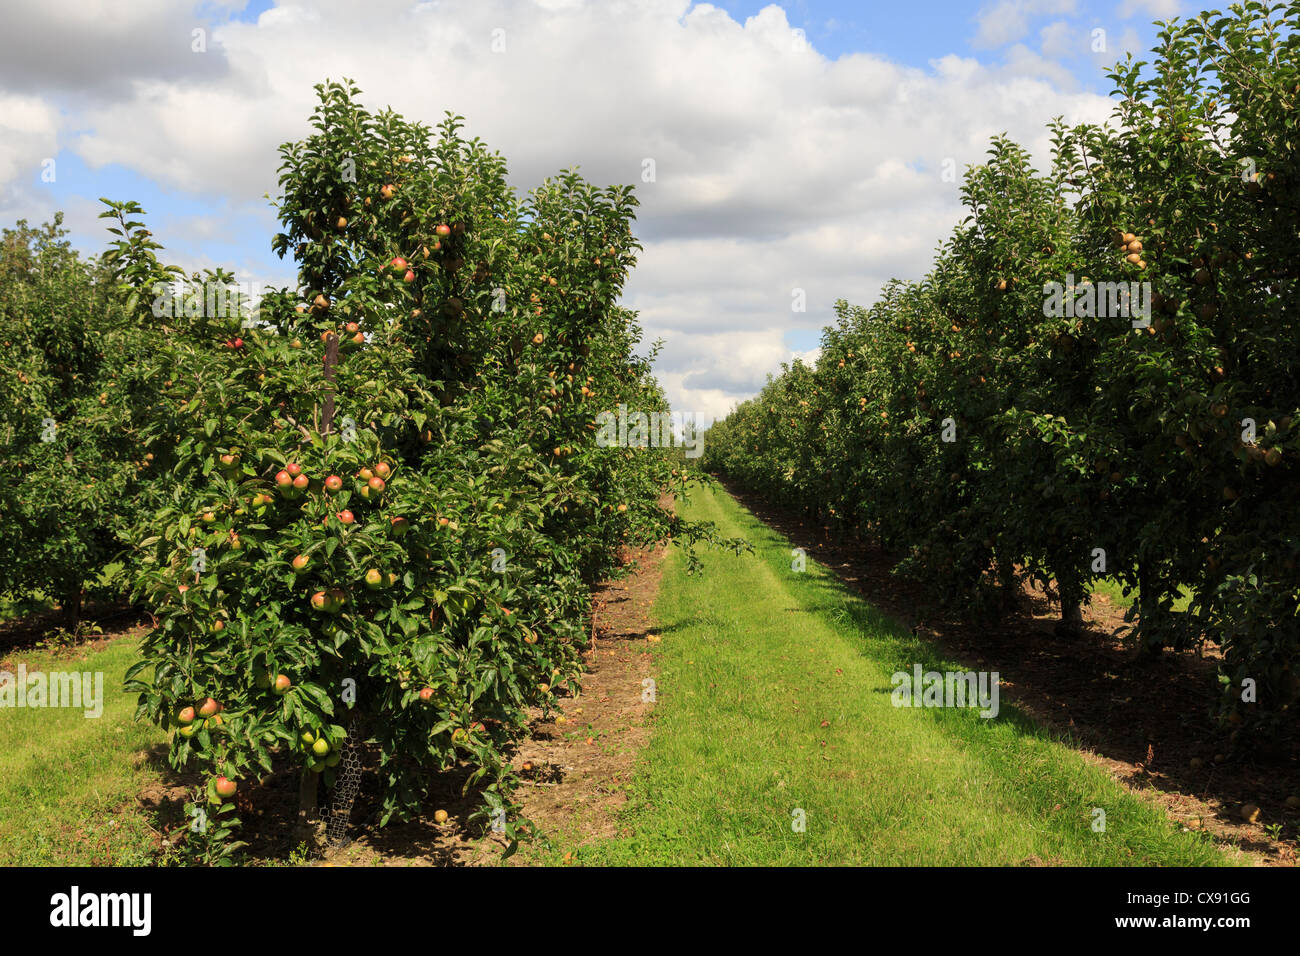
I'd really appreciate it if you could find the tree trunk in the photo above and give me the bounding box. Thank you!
[1135,557,1163,659]
[295,769,319,843]
[63,586,83,629]
[297,332,338,837]
[1055,570,1083,637]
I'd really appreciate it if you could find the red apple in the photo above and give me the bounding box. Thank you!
[198,697,222,718]
[403,270,415,283]
[275,470,293,488]
[338,510,355,525]
[273,674,292,695]
[358,466,374,481]
[311,591,329,612]
[435,224,451,237]
[286,463,303,477]
[389,256,408,273]
[418,687,434,701]
[176,705,196,725]
[325,475,343,492]
[214,776,238,799]
[374,462,392,479]
[292,555,311,573]
[232,337,244,349]
[368,476,386,494]
[292,474,309,490]
[390,516,410,538]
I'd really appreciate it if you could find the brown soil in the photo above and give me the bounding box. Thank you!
[717,478,1299,866]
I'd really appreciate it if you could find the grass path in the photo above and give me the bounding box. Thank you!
[556,483,1234,866]
[0,633,170,865]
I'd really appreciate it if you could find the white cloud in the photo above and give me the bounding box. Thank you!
[1039,20,1078,59]
[1002,42,1080,89]
[1112,27,1145,59]
[972,0,1078,50]
[0,0,1117,419]
[0,94,59,185]
[1117,0,1182,19]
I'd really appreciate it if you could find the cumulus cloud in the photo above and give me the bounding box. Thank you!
[0,0,232,99]
[0,0,1117,419]
[0,94,60,185]
[972,0,1079,50]
[1117,0,1182,19]
[1039,20,1079,59]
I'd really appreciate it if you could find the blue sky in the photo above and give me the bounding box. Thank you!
[2,0,1190,419]
[720,0,1169,83]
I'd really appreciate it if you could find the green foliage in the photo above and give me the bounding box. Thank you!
[0,214,161,619]
[704,5,1299,744]
[108,80,739,856]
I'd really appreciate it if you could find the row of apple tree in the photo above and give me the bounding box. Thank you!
[1,80,740,858]
[703,7,1298,741]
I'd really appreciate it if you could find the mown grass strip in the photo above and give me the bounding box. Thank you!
[544,483,1232,866]
[0,634,170,865]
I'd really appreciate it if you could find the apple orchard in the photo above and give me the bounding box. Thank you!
[61,80,738,856]
[702,10,1299,745]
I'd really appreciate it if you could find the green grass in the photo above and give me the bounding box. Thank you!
[0,590,56,623]
[1091,577,1192,613]
[0,633,171,865]
[536,483,1233,866]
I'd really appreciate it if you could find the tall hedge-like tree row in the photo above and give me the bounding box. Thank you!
[704,7,1299,741]
[3,82,735,856]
